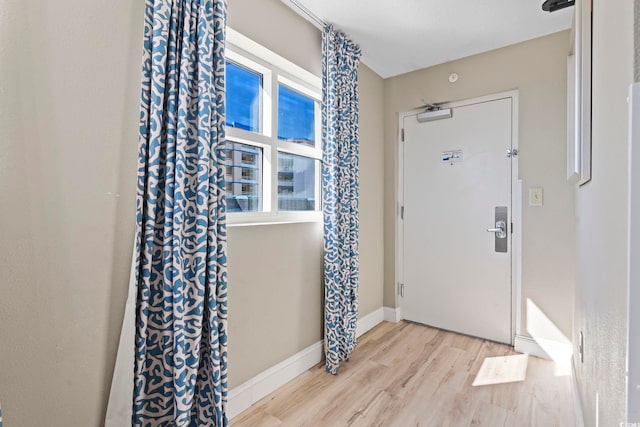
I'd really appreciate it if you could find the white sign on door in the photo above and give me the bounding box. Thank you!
[441,149,463,164]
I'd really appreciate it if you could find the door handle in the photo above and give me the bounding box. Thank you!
[489,207,508,253]
[487,221,507,239]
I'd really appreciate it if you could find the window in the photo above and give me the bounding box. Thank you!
[226,61,261,133]
[224,141,262,213]
[225,28,321,225]
[277,152,316,211]
[278,84,315,147]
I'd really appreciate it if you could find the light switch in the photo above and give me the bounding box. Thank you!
[529,187,543,206]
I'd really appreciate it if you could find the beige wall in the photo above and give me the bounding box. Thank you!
[3,0,596,424]
[0,1,143,426]
[227,0,385,388]
[357,65,386,319]
[228,0,322,77]
[0,0,385,424]
[383,31,576,340]
[574,0,635,425]
[227,223,324,387]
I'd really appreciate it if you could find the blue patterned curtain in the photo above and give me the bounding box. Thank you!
[322,25,361,375]
[133,1,228,426]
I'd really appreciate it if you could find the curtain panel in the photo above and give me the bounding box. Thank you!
[322,25,362,375]
[133,1,228,425]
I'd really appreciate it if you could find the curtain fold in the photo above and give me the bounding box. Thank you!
[322,25,362,375]
[133,0,228,425]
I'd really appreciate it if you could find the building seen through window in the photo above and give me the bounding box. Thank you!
[277,152,315,211]
[224,142,262,212]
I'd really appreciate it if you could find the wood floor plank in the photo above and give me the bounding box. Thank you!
[231,321,575,427]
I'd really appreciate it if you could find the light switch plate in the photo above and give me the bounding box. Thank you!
[529,187,543,206]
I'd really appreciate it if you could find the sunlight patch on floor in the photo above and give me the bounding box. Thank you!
[472,354,529,386]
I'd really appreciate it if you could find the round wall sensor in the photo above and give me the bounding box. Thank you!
[449,73,459,83]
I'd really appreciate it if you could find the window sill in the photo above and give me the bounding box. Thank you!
[227,211,322,227]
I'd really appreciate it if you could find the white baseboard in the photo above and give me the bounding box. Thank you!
[514,334,551,359]
[356,307,385,337]
[383,306,402,323]
[228,306,391,419]
[571,357,586,427]
[514,334,574,363]
[227,340,323,419]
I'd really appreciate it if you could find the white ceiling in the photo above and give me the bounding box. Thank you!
[286,0,573,78]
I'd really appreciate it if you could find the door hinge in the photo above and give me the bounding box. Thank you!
[401,205,404,219]
[511,222,514,234]
[401,128,405,142]
[399,283,405,297]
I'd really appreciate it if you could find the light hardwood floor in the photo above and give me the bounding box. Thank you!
[232,321,575,427]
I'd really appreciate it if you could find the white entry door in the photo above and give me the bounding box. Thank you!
[402,95,515,344]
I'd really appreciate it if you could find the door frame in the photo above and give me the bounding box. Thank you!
[396,90,522,345]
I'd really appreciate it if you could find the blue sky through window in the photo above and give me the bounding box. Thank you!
[226,61,261,132]
[278,85,315,147]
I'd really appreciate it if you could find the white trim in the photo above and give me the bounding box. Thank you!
[396,112,404,311]
[280,0,325,30]
[514,334,551,359]
[278,74,321,102]
[276,141,322,160]
[567,54,581,183]
[383,306,403,323]
[227,27,320,89]
[228,307,389,419]
[227,341,323,419]
[576,0,592,185]
[572,357,586,427]
[511,93,522,339]
[514,334,574,363]
[225,49,273,138]
[627,83,640,423]
[227,211,322,227]
[513,180,523,336]
[397,90,521,346]
[356,308,385,338]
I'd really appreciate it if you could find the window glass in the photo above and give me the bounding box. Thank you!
[224,40,322,222]
[226,61,261,132]
[224,141,262,212]
[277,152,316,211]
[278,84,315,147]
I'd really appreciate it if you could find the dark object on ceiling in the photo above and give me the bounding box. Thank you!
[542,0,575,12]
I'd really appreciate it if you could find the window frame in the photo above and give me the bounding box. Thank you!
[226,28,322,226]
